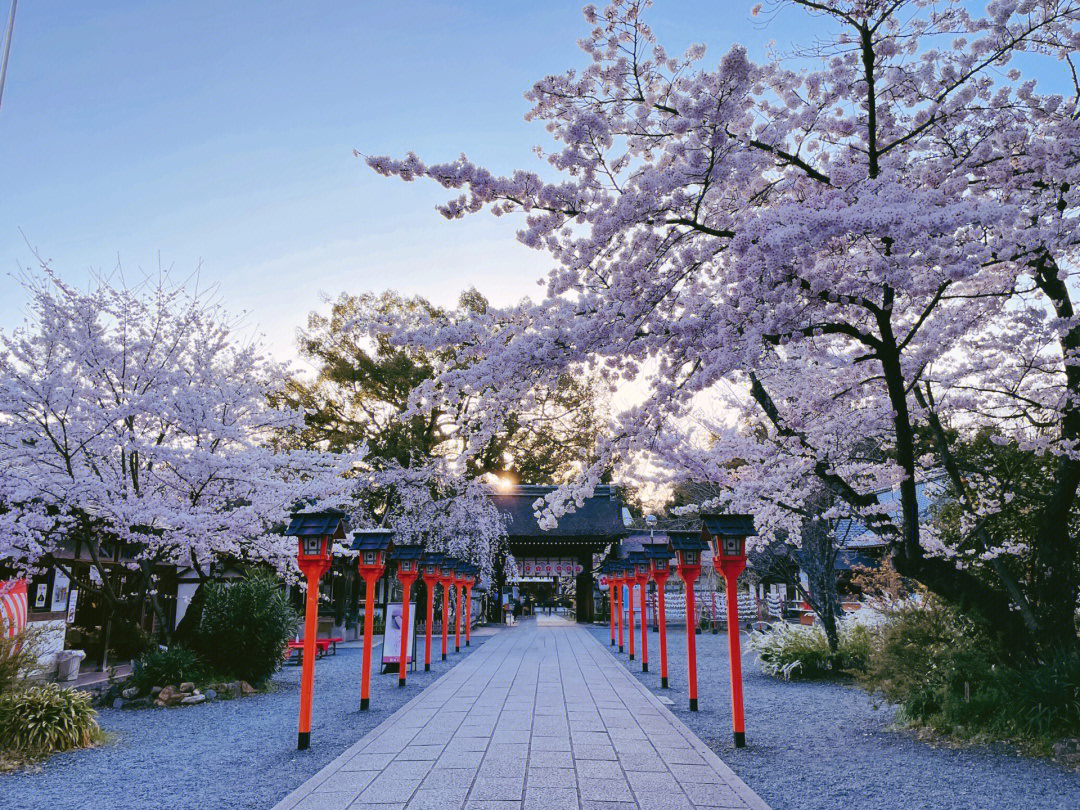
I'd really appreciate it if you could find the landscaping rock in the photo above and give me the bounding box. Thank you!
[150,686,162,697]
[126,696,153,709]
[112,698,124,709]
[1054,738,1080,769]
[228,681,242,698]
[154,685,185,707]
[239,681,255,696]
[121,686,140,699]
[179,682,195,693]
[180,694,206,705]
[204,689,217,700]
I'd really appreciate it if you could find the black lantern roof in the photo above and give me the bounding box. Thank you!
[389,543,425,561]
[628,550,649,567]
[285,509,350,538]
[643,541,674,560]
[702,514,757,538]
[422,550,445,568]
[668,530,708,552]
[350,529,394,552]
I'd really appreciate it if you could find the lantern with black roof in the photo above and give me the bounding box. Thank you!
[702,514,757,748]
[629,550,651,674]
[420,552,444,672]
[388,543,424,687]
[599,560,616,647]
[438,557,457,661]
[644,540,675,688]
[285,509,349,749]
[669,529,708,711]
[610,559,627,653]
[452,561,468,653]
[461,563,478,647]
[351,529,394,710]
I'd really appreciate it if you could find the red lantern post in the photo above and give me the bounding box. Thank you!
[670,530,707,711]
[389,544,423,687]
[420,552,443,673]
[704,514,756,748]
[462,565,476,647]
[602,562,616,647]
[439,558,456,661]
[626,565,637,662]
[286,510,348,749]
[351,529,392,710]
[614,565,625,653]
[645,541,674,688]
[630,551,650,673]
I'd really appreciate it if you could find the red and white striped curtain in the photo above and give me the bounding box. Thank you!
[0,579,28,638]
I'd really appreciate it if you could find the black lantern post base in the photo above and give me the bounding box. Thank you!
[642,662,648,673]
[297,731,310,750]
[734,731,745,748]
[360,698,369,710]
[661,676,668,688]
[689,698,698,711]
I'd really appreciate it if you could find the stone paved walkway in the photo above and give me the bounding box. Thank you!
[273,621,769,810]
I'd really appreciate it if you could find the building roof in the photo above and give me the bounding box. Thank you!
[833,477,943,549]
[493,484,627,545]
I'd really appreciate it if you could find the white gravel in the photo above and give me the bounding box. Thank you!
[1,636,491,810]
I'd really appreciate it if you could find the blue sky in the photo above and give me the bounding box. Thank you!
[0,1,801,363]
[0,2,1067,365]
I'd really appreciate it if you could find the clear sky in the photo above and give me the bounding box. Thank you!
[0,2,1067,366]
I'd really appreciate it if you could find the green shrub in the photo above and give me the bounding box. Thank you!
[133,645,205,690]
[0,684,100,755]
[196,573,297,684]
[858,599,1080,752]
[750,619,872,680]
[0,626,45,695]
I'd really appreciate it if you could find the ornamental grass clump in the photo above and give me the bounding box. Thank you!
[133,644,205,691]
[750,618,872,680]
[0,683,100,756]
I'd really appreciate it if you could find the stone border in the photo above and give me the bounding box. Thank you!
[580,628,772,810]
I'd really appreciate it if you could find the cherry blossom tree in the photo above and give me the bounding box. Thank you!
[0,267,360,637]
[367,1,1080,656]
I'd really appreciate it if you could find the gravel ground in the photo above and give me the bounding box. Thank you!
[1,632,493,810]
[587,624,1080,810]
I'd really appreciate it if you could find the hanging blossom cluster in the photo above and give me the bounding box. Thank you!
[365,460,508,580]
[366,0,1080,585]
[0,268,363,577]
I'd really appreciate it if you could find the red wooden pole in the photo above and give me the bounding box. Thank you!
[359,571,379,709]
[397,574,416,687]
[297,569,321,749]
[638,574,649,673]
[654,571,670,688]
[627,579,636,662]
[679,565,701,711]
[616,577,624,652]
[608,582,616,646]
[440,576,451,660]
[454,580,463,652]
[725,566,746,747]
[464,584,473,646]
[422,574,437,672]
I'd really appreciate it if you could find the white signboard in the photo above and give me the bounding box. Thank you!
[381,602,416,665]
[51,570,71,613]
[66,590,79,623]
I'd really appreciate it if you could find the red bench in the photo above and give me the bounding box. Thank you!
[284,637,345,663]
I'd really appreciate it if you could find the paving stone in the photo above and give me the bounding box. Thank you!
[469,776,525,801]
[523,786,579,809]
